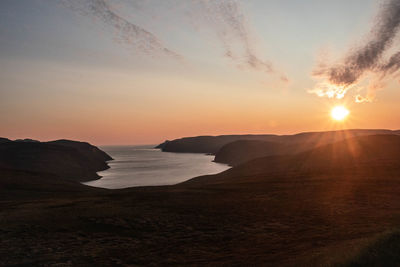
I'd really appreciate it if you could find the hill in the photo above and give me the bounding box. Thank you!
[0,139,112,182]
[2,134,400,265]
[188,134,400,186]
[214,140,298,166]
[0,137,10,144]
[156,129,398,154]
[156,134,278,153]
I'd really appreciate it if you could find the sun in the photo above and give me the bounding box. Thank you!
[331,106,349,121]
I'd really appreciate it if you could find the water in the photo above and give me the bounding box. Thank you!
[84,145,230,189]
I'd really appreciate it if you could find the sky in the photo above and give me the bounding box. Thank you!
[1,0,400,145]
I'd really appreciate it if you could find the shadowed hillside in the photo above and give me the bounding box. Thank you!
[156,134,278,153]
[214,140,299,166]
[1,134,400,265]
[188,135,400,186]
[0,139,112,182]
[157,129,399,155]
[0,137,10,144]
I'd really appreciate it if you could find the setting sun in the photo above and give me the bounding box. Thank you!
[331,106,349,121]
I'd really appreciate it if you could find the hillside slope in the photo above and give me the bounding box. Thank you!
[0,139,112,182]
[214,140,298,166]
[2,134,400,265]
[185,134,400,186]
[157,129,398,154]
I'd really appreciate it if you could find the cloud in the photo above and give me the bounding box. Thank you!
[355,95,372,103]
[60,0,182,59]
[379,50,400,75]
[194,0,276,74]
[355,80,383,103]
[61,0,285,79]
[308,82,352,99]
[311,0,400,102]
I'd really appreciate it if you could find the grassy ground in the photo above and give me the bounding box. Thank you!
[2,135,400,266]
[1,168,400,266]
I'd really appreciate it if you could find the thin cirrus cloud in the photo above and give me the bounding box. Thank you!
[60,0,182,60]
[194,0,275,74]
[310,0,400,103]
[61,0,284,80]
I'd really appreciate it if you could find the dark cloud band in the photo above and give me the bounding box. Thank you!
[310,0,400,102]
[319,0,400,86]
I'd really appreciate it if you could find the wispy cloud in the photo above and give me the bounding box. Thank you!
[310,0,400,102]
[60,0,182,59]
[61,0,285,79]
[194,0,276,74]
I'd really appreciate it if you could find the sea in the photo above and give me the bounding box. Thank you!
[84,145,230,189]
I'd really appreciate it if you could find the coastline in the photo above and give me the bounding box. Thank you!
[2,133,400,265]
[86,145,230,189]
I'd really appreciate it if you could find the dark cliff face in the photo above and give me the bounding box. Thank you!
[0,139,112,182]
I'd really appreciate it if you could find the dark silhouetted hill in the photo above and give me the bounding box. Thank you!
[156,129,398,154]
[14,138,40,143]
[2,133,400,266]
[185,134,400,186]
[156,134,278,154]
[0,139,112,182]
[214,130,400,166]
[214,140,299,166]
[0,137,10,144]
[47,139,112,163]
[0,169,104,200]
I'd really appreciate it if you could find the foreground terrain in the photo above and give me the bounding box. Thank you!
[1,132,400,266]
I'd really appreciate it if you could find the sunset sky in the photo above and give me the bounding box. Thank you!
[1,0,399,145]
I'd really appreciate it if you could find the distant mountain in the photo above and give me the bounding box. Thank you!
[157,129,398,161]
[214,140,298,166]
[14,138,40,143]
[0,139,112,182]
[184,134,400,186]
[214,129,399,166]
[2,133,400,265]
[156,134,279,154]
